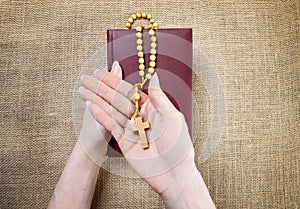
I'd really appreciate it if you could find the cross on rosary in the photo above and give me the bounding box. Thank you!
[132,116,150,149]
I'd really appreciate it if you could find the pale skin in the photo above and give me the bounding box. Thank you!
[48,62,216,209]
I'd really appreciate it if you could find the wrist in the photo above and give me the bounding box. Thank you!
[78,108,110,166]
[160,164,200,203]
[161,164,216,209]
[78,127,109,167]
[79,141,108,168]
[48,142,100,209]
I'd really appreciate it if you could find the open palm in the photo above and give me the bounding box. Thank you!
[80,67,195,194]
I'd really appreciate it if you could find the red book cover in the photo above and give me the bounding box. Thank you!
[107,28,193,156]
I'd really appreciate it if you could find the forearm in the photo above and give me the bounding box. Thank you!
[161,166,216,209]
[48,142,100,209]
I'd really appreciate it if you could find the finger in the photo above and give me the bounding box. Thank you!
[81,75,136,118]
[110,61,123,78]
[85,100,137,154]
[79,86,110,110]
[94,69,148,105]
[81,106,111,142]
[112,127,138,154]
[86,100,115,132]
[79,86,131,129]
[86,101,129,144]
[148,73,176,111]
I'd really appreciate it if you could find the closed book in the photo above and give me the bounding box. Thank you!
[107,28,193,156]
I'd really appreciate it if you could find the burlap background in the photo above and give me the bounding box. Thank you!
[1,0,299,208]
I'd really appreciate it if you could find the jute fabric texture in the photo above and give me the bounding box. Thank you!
[0,0,299,208]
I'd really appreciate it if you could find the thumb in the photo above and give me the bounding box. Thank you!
[111,61,123,78]
[148,73,175,110]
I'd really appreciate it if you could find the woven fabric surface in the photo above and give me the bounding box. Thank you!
[0,0,299,208]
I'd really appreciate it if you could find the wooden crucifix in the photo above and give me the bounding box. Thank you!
[132,116,150,149]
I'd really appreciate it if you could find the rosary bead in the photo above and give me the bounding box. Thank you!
[139,71,145,77]
[136,39,143,45]
[151,42,156,48]
[148,67,154,74]
[136,25,143,32]
[131,14,137,20]
[150,18,155,23]
[136,32,142,38]
[149,61,156,68]
[146,73,152,80]
[148,29,155,36]
[126,22,131,28]
[142,13,147,18]
[134,92,141,101]
[150,55,156,61]
[153,22,158,28]
[128,17,133,23]
[150,36,156,42]
[147,24,153,30]
[150,48,156,55]
[138,57,144,64]
[138,51,144,57]
[139,64,145,70]
[147,14,152,19]
[136,13,142,18]
[137,45,143,51]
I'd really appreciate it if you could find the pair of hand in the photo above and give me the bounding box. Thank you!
[78,61,197,195]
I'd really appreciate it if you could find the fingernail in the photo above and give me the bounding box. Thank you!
[81,75,86,81]
[78,86,84,93]
[111,61,120,74]
[93,70,98,76]
[86,100,93,107]
[149,73,160,89]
